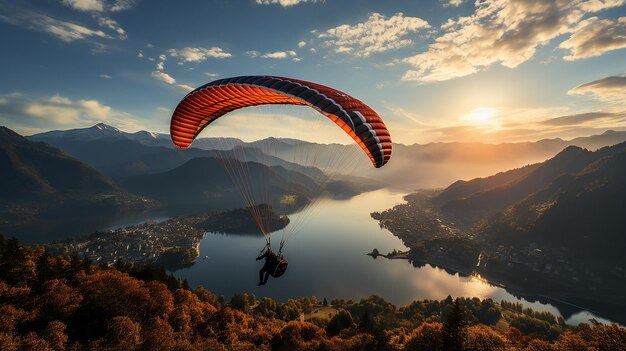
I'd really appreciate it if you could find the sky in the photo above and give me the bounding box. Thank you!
[0,0,625,144]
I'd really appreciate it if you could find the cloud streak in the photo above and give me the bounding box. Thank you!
[61,0,136,12]
[539,111,623,126]
[255,0,320,7]
[0,1,131,43]
[0,6,112,42]
[246,50,300,60]
[568,75,626,102]
[167,47,232,63]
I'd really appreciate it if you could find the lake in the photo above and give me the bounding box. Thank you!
[172,189,609,325]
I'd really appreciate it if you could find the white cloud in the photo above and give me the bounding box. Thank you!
[110,0,135,12]
[0,4,129,44]
[151,71,194,92]
[167,47,232,63]
[402,0,625,83]
[99,74,111,79]
[297,41,307,48]
[568,75,626,103]
[0,7,112,42]
[263,52,289,59]
[255,0,320,7]
[176,84,195,92]
[21,95,107,124]
[62,0,104,12]
[246,50,298,59]
[151,71,176,85]
[444,0,464,7]
[318,12,430,57]
[0,92,143,131]
[205,72,219,78]
[560,16,626,60]
[261,50,297,59]
[579,0,626,12]
[156,61,164,70]
[96,16,126,39]
[61,0,132,39]
[539,111,625,126]
[61,0,135,12]
[137,51,143,58]
[40,17,111,42]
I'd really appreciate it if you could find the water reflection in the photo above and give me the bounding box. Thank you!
[172,189,609,325]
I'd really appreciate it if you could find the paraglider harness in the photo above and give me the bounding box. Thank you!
[258,239,288,278]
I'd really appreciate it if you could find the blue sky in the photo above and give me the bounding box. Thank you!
[0,0,625,144]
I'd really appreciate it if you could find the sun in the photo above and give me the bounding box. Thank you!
[461,107,498,126]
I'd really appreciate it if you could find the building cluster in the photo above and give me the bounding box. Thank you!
[371,201,456,245]
[48,218,205,265]
[481,243,625,292]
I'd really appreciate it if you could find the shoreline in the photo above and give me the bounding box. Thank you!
[367,247,618,324]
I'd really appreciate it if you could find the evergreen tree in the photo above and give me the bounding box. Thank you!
[230,294,251,313]
[443,298,467,351]
[34,250,52,288]
[326,310,354,336]
[69,254,82,280]
[0,237,26,284]
[359,310,374,333]
[82,256,93,275]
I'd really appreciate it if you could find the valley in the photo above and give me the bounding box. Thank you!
[371,142,626,324]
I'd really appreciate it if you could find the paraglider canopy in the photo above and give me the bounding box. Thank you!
[170,75,391,168]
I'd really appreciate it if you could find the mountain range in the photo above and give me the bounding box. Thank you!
[476,143,626,263]
[2,125,380,242]
[28,123,626,190]
[1,126,117,199]
[0,126,154,230]
[425,141,626,264]
[29,124,325,181]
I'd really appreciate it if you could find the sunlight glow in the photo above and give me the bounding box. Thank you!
[461,107,499,126]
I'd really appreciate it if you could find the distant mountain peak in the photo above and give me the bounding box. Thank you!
[0,125,27,144]
[0,125,17,135]
[29,123,126,142]
[93,122,120,132]
[131,130,164,139]
[561,145,584,152]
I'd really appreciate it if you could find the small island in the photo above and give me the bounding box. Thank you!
[199,203,289,234]
[366,248,410,260]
